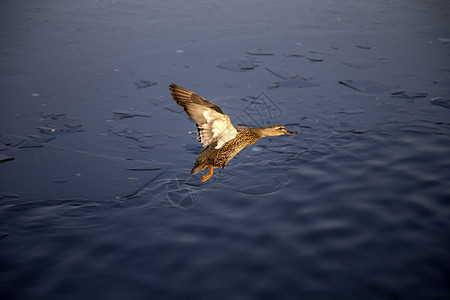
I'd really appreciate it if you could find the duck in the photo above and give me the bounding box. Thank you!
[170,83,299,182]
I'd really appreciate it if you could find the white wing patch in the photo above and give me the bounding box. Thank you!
[201,109,237,149]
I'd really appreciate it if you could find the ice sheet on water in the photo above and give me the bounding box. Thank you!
[165,173,202,209]
[238,91,283,126]
[119,165,173,202]
[38,113,84,134]
[217,57,260,72]
[224,162,293,196]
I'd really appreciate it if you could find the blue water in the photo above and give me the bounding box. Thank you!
[1,0,450,299]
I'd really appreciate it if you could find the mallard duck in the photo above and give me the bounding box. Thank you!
[170,83,299,182]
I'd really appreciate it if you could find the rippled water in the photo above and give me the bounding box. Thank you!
[1,0,450,299]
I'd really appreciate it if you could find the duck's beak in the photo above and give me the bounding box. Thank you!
[285,129,300,135]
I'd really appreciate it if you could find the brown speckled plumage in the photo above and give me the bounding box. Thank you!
[170,83,298,182]
[191,127,260,174]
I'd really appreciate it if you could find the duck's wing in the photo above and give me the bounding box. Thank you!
[170,83,237,149]
[170,83,224,114]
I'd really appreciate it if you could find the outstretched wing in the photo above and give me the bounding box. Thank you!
[170,83,224,114]
[170,83,238,149]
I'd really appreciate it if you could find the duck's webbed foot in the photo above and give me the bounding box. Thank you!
[201,166,214,182]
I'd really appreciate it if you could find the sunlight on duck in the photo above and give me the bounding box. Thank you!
[169,83,300,182]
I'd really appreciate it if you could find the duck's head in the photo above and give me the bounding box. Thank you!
[261,125,300,137]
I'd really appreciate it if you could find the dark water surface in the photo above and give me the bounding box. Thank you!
[1,0,450,299]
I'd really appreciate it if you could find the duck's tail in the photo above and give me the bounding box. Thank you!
[190,163,209,175]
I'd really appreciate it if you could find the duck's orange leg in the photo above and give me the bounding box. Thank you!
[201,166,214,182]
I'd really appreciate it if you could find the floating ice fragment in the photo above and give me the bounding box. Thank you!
[39,113,84,134]
[134,80,157,89]
[338,80,392,94]
[268,78,318,89]
[252,146,263,152]
[336,109,365,114]
[265,67,296,80]
[109,125,145,141]
[32,93,40,97]
[0,192,20,199]
[0,153,14,163]
[246,48,274,55]
[223,82,239,88]
[390,91,428,99]
[53,179,69,183]
[63,118,83,129]
[63,118,82,129]
[236,182,279,196]
[438,38,450,43]
[113,108,151,118]
[19,140,43,148]
[339,80,362,92]
[37,126,57,134]
[284,53,304,58]
[308,57,324,62]
[217,57,259,72]
[430,97,450,109]
[126,166,162,171]
[41,112,66,118]
[342,60,378,69]
[353,130,366,134]
[0,135,25,147]
[175,49,184,53]
[28,135,56,143]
